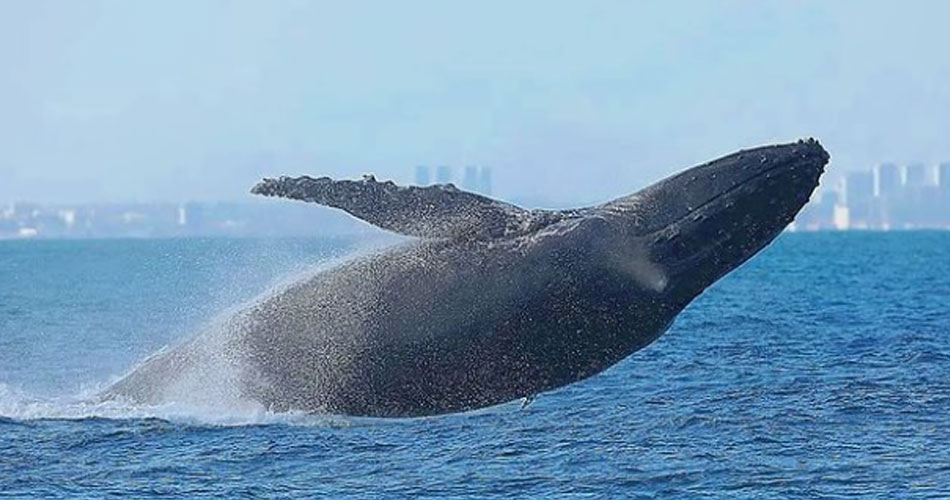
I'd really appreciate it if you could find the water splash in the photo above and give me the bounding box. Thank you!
[0,382,357,427]
[0,241,402,428]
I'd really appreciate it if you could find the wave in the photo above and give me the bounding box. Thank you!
[0,382,363,427]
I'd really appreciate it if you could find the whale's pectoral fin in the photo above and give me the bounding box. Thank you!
[251,174,567,239]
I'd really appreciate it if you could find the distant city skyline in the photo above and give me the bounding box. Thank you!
[5,156,949,240]
[796,160,950,231]
[3,2,950,205]
[414,165,493,196]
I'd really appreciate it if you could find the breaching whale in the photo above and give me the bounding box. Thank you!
[104,139,828,417]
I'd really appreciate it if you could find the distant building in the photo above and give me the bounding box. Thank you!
[479,166,493,195]
[845,171,874,228]
[823,190,840,207]
[435,165,453,184]
[939,163,950,228]
[905,162,929,187]
[58,209,76,230]
[11,202,41,218]
[462,166,479,191]
[876,162,901,197]
[177,205,188,226]
[845,171,873,205]
[414,165,431,186]
[796,190,839,231]
[414,164,490,192]
[182,202,205,234]
[939,162,950,192]
[833,204,850,230]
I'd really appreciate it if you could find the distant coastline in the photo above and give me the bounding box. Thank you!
[2,198,949,240]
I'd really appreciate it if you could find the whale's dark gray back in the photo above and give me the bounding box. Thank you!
[105,140,828,417]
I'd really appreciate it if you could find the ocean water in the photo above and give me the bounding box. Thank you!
[1,233,949,498]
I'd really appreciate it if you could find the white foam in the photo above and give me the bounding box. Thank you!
[0,382,355,427]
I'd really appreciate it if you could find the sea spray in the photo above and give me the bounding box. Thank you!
[0,237,398,426]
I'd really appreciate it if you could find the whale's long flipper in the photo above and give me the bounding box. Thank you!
[251,175,569,239]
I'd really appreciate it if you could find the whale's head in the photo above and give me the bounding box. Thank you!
[605,139,828,307]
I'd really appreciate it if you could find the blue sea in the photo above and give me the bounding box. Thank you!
[1,233,949,498]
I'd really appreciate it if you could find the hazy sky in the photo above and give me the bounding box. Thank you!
[2,1,949,204]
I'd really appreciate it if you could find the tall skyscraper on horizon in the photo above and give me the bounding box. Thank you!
[845,170,874,228]
[462,166,479,192]
[939,162,950,192]
[435,165,453,185]
[181,201,205,234]
[845,171,874,205]
[905,162,929,187]
[478,167,492,195]
[876,162,901,197]
[414,165,430,185]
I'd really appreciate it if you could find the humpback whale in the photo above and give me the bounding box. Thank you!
[104,139,828,417]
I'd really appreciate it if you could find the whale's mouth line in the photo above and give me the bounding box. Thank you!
[654,155,822,239]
